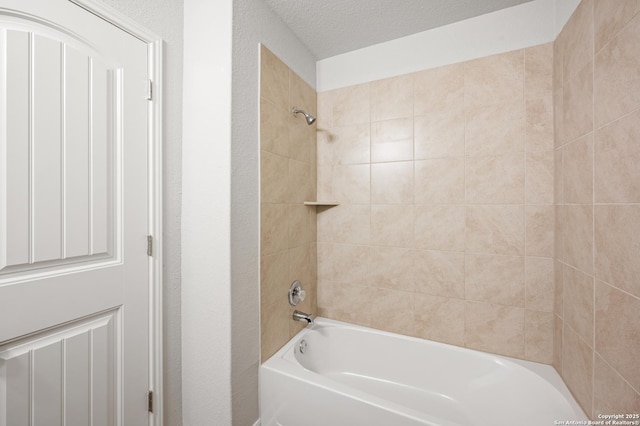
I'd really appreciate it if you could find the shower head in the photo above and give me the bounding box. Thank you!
[292,107,316,125]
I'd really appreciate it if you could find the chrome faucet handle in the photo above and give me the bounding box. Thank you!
[288,280,306,306]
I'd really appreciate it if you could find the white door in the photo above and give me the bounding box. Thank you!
[0,0,151,424]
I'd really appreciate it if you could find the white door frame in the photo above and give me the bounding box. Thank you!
[67,0,164,424]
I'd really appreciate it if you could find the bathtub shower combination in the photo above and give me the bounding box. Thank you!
[261,318,587,426]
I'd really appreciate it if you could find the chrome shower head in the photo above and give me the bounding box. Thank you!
[292,107,316,125]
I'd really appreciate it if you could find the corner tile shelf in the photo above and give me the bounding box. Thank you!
[303,201,340,206]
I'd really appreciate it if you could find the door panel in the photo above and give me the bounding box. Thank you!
[4,29,29,267]
[0,1,150,424]
[0,28,117,274]
[90,59,111,257]
[0,310,118,426]
[32,34,63,263]
[64,45,91,259]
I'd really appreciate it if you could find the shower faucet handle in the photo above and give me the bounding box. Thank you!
[288,280,306,306]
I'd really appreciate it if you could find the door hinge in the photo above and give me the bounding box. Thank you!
[146,79,153,101]
[148,390,153,413]
[147,235,153,256]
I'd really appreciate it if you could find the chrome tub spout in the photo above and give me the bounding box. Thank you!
[292,310,314,325]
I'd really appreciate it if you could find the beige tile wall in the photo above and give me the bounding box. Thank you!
[554,0,640,418]
[260,4,640,417]
[316,43,555,364]
[260,46,318,361]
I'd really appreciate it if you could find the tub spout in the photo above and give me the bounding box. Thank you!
[292,310,314,325]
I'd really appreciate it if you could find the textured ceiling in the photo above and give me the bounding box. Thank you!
[264,0,535,59]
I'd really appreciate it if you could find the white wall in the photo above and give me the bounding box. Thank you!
[182,0,233,424]
[231,1,315,424]
[182,0,315,424]
[96,0,184,424]
[555,0,582,36]
[316,0,581,92]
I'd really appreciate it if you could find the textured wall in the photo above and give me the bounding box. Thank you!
[260,46,318,362]
[231,1,316,424]
[316,43,555,364]
[316,0,558,92]
[553,0,640,418]
[97,0,183,424]
[182,0,233,423]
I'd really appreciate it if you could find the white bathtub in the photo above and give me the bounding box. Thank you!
[260,318,587,426]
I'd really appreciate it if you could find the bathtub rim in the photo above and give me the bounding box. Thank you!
[260,316,587,423]
[261,321,461,425]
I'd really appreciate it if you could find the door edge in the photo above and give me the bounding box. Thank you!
[67,1,165,425]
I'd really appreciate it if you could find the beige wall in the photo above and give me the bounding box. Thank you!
[260,46,318,361]
[553,0,640,418]
[259,1,640,419]
[316,43,555,363]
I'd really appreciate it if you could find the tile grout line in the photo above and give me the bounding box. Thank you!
[523,49,528,357]
[590,1,596,416]
[462,61,468,350]
[594,345,640,397]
